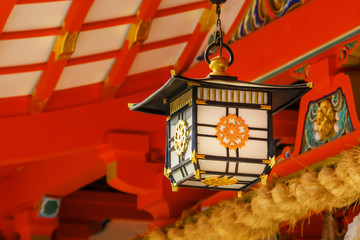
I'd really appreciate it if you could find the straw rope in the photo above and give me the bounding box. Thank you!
[137,146,360,240]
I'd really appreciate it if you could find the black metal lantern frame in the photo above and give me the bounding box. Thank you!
[131,74,311,191]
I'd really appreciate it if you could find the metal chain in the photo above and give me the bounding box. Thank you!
[215,4,223,56]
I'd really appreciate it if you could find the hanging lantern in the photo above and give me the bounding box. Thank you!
[130,0,312,192]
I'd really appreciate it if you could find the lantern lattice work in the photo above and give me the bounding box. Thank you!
[130,74,311,191]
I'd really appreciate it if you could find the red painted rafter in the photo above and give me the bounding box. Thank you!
[17,0,68,4]
[0,33,192,76]
[140,34,191,52]
[29,0,95,113]
[174,3,213,73]
[154,1,208,18]
[0,0,17,37]
[0,2,208,41]
[101,0,162,99]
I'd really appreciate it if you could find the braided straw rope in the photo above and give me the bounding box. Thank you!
[139,146,360,240]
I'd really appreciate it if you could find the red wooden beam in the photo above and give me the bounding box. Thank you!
[0,63,45,74]
[0,0,17,37]
[154,1,208,18]
[0,2,208,41]
[17,0,68,3]
[59,191,152,222]
[174,3,214,73]
[29,0,95,113]
[140,34,191,52]
[101,0,162,99]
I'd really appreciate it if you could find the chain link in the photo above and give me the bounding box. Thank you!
[215,4,223,56]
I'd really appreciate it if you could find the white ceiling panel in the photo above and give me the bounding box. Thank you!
[158,0,205,10]
[0,71,42,98]
[84,0,142,23]
[0,36,56,67]
[145,9,203,44]
[129,43,186,75]
[71,24,130,58]
[3,1,72,32]
[55,58,115,90]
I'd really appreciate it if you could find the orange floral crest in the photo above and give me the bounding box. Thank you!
[215,114,249,150]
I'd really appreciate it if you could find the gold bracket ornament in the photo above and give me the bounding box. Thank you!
[198,5,217,32]
[306,82,314,88]
[192,150,205,179]
[194,169,201,179]
[201,176,238,186]
[260,174,268,185]
[164,168,171,178]
[260,105,271,110]
[262,156,276,168]
[191,150,198,164]
[53,30,79,61]
[174,120,188,156]
[127,18,152,49]
[196,100,207,105]
[171,183,179,192]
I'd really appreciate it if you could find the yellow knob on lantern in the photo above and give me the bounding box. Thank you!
[209,56,229,76]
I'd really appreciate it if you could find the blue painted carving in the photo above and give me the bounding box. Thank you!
[300,88,354,153]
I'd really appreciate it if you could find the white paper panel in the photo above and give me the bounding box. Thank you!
[197,105,226,125]
[181,180,207,187]
[198,159,226,172]
[228,108,236,114]
[238,140,267,159]
[84,0,142,23]
[4,1,71,32]
[197,126,216,135]
[170,117,178,137]
[172,170,183,183]
[238,108,268,129]
[201,174,221,178]
[169,139,174,149]
[170,150,179,167]
[71,24,130,58]
[158,0,205,10]
[228,162,236,173]
[184,141,192,160]
[185,162,195,176]
[249,129,268,139]
[238,163,265,175]
[229,149,237,158]
[184,107,193,123]
[233,176,258,182]
[0,71,42,98]
[144,9,202,43]
[222,184,245,189]
[197,136,226,156]
[129,43,186,75]
[55,58,115,90]
[0,36,56,67]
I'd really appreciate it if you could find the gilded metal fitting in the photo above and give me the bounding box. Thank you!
[209,56,229,76]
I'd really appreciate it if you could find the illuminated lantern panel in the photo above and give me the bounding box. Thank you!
[131,75,311,191]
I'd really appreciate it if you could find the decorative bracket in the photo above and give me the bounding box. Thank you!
[53,30,79,61]
[127,18,152,49]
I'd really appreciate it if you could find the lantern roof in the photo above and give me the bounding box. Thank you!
[130,74,312,115]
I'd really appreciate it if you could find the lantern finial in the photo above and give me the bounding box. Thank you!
[209,56,229,76]
[204,0,234,76]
